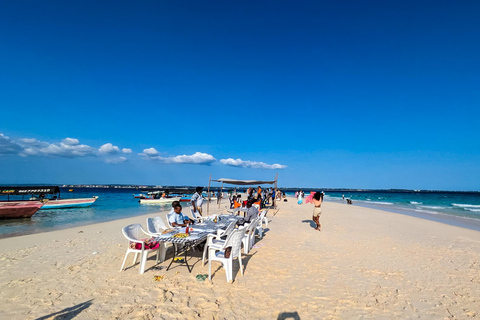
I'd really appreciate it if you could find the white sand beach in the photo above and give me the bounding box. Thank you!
[1,197,479,319]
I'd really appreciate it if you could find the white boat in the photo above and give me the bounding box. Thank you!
[139,197,181,205]
[40,196,99,210]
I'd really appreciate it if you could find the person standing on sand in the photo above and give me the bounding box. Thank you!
[271,188,276,208]
[191,187,204,216]
[311,192,323,231]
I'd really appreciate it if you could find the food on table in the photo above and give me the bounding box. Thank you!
[173,233,189,238]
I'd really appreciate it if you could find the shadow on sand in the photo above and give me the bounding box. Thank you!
[301,219,317,229]
[209,251,258,281]
[277,311,301,320]
[35,299,93,320]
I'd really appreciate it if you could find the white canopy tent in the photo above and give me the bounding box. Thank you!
[206,174,278,214]
[212,178,277,185]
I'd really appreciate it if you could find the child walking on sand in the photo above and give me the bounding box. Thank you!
[311,192,323,231]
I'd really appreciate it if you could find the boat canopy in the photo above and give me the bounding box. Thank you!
[212,178,276,186]
[0,186,60,196]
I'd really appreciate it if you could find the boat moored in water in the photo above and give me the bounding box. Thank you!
[1,186,98,217]
[139,197,181,204]
[0,201,44,219]
[40,196,99,210]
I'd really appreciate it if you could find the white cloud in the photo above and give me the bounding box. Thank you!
[141,149,216,165]
[17,138,50,150]
[99,143,120,155]
[0,134,23,154]
[19,138,41,145]
[62,138,80,145]
[35,142,95,157]
[3,133,133,161]
[105,156,127,164]
[164,152,216,164]
[141,147,160,156]
[220,158,287,169]
[16,136,95,158]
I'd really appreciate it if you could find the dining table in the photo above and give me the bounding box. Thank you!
[154,214,239,272]
[233,206,248,218]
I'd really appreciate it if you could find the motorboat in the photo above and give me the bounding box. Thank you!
[40,196,99,209]
[139,197,181,205]
[0,201,44,219]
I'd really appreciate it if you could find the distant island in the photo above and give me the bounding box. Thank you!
[0,184,477,194]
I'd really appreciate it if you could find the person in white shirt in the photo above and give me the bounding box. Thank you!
[191,187,204,216]
[168,203,192,227]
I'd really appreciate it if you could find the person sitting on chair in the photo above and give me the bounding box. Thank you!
[168,204,193,227]
[245,199,259,224]
[233,195,242,209]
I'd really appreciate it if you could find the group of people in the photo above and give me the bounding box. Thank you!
[228,186,282,210]
[168,186,262,229]
[168,185,324,233]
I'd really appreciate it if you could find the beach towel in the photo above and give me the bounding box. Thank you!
[305,191,315,204]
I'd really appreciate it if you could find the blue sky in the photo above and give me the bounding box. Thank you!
[1,1,479,190]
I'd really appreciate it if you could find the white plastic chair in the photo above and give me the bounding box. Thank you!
[166,211,175,228]
[120,224,161,274]
[208,228,247,282]
[256,210,268,239]
[146,216,168,234]
[261,208,269,227]
[242,218,259,254]
[145,217,169,262]
[202,220,237,265]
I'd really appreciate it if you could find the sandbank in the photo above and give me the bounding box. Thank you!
[0,197,479,319]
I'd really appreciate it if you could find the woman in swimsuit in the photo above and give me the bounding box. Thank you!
[311,192,323,231]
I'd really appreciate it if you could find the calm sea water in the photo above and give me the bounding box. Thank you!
[0,188,175,238]
[289,190,480,231]
[1,188,480,238]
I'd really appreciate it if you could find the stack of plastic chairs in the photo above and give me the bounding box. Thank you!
[241,218,260,254]
[202,220,236,265]
[208,228,247,282]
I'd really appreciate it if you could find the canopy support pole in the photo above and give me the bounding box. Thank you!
[218,181,224,209]
[207,174,211,215]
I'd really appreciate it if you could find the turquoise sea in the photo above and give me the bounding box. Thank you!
[0,188,174,238]
[1,188,480,238]
[289,190,480,231]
